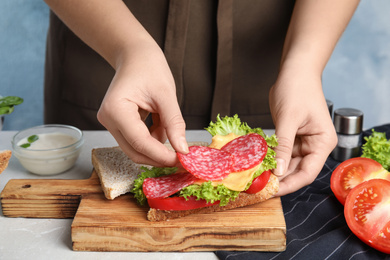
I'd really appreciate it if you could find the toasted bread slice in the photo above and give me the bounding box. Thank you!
[147,173,279,221]
[0,150,12,174]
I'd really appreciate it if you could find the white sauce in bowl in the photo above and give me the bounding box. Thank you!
[18,133,77,150]
[14,132,82,175]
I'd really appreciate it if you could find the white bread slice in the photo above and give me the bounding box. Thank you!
[92,142,209,200]
[91,147,149,200]
[0,150,12,174]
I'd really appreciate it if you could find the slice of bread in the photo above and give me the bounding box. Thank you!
[0,150,12,174]
[91,147,149,200]
[92,142,209,200]
[147,173,279,221]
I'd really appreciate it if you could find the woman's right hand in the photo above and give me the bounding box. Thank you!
[97,42,189,167]
[44,0,189,167]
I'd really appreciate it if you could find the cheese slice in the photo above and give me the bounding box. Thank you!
[192,133,262,191]
[208,133,239,149]
[210,164,261,191]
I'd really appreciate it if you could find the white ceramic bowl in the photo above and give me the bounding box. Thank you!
[12,124,84,175]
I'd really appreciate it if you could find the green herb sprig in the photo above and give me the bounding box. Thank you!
[0,96,24,115]
[20,135,39,148]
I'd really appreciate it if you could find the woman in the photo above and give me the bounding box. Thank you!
[43,0,360,195]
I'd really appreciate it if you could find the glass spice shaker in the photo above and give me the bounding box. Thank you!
[331,108,364,161]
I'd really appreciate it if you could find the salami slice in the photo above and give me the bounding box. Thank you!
[177,146,233,181]
[143,171,198,199]
[221,133,268,172]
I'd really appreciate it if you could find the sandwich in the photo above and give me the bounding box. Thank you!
[130,115,279,221]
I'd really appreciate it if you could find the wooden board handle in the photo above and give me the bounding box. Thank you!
[1,171,102,218]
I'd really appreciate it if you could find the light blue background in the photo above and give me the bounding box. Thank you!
[1,0,389,131]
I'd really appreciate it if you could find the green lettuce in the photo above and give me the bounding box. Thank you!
[180,182,240,206]
[131,114,278,206]
[206,114,250,136]
[206,114,278,148]
[361,130,390,171]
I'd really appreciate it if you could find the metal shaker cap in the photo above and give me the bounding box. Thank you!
[333,108,363,135]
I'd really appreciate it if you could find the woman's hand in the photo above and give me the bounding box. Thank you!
[269,67,337,196]
[269,0,359,195]
[97,42,188,167]
[44,0,189,167]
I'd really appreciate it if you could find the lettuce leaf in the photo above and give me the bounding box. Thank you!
[180,182,240,206]
[361,130,390,171]
[206,114,278,148]
[206,114,250,136]
[131,166,177,205]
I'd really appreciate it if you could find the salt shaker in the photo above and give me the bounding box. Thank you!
[331,108,364,161]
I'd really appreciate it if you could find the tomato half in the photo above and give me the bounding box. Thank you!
[330,157,389,205]
[147,196,219,211]
[245,170,271,194]
[344,179,390,254]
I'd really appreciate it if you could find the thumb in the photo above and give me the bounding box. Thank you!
[273,125,296,177]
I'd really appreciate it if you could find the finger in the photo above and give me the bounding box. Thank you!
[113,127,178,167]
[156,97,188,155]
[115,103,179,166]
[275,153,325,196]
[109,129,163,166]
[275,156,302,182]
[272,122,297,177]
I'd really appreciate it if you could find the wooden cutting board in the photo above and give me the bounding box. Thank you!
[1,171,286,252]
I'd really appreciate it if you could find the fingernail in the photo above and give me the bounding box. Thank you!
[180,137,189,153]
[274,158,285,176]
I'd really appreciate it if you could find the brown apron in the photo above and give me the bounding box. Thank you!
[44,0,295,130]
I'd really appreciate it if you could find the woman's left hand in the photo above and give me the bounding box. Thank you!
[269,67,337,196]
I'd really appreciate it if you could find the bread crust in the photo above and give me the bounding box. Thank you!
[0,150,12,174]
[147,173,279,221]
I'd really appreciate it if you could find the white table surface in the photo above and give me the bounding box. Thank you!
[0,130,220,260]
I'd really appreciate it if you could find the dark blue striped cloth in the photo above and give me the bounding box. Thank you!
[216,124,390,260]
